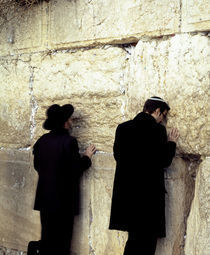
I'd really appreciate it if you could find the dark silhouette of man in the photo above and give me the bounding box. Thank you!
[33,104,96,255]
[109,97,179,255]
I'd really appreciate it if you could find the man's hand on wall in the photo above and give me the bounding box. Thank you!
[168,128,179,143]
[84,144,97,158]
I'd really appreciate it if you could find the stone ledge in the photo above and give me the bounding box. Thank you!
[181,0,210,32]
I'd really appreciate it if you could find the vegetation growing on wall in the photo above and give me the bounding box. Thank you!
[16,0,50,7]
[0,0,49,30]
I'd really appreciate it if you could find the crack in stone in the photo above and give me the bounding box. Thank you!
[29,66,38,142]
[88,200,96,255]
[182,157,202,255]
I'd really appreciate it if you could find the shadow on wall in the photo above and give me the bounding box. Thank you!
[0,149,40,251]
[156,154,202,255]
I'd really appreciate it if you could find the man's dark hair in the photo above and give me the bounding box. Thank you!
[143,96,170,114]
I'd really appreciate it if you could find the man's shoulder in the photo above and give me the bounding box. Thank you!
[33,133,48,145]
[64,134,77,144]
[156,123,167,133]
[117,120,134,133]
[118,119,133,128]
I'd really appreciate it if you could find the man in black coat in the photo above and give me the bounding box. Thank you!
[109,97,179,255]
[33,104,96,255]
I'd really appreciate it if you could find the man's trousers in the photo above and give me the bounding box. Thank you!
[40,210,74,255]
[123,232,158,255]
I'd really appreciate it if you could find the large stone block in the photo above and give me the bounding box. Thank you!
[184,157,210,255]
[0,3,44,56]
[125,33,209,155]
[156,157,198,255]
[0,56,32,148]
[71,153,127,255]
[31,47,127,152]
[85,153,127,255]
[49,0,180,49]
[71,168,91,255]
[182,0,210,32]
[0,149,40,251]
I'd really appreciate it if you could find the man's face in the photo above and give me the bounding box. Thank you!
[64,116,73,130]
[157,109,168,124]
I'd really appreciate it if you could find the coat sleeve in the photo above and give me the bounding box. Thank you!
[113,125,123,162]
[33,140,40,172]
[65,137,92,174]
[157,125,176,168]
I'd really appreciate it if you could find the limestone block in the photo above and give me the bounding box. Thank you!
[184,157,210,255]
[125,34,209,155]
[71,170,91,255]
[0,56,31,148]
[0,3,44,56]
[122,0,180,36]
[0,149,40,251]
[71,153,127,255]
[182,0,210,32]
[0,246,26,255]
[87,153,127,255]
[156,157,197,255]
[49,0,180,48]
[31,47,127,152]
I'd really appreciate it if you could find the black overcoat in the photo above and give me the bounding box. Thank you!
[33,128,91,214]
[109,112,176,237]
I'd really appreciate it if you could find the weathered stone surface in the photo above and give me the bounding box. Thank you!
[156,157,199,255]
[0,0,181,56]
[0,3,44,56]
[70,153,127,255]
[0,149,40,251]
[125,33,209,155]
[49,0,180,48]
[71,170,90,255]
[85,153,127,255]
[31,47,127,152]
[185,157,210,255]
[182,0,210,32]
[0,246,26,255]
[0,2,209,254]
[0,57,31,148]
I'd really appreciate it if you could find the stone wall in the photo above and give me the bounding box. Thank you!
[0,246,26,255]
[0,0,209,254]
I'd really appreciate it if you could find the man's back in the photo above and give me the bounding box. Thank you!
[109,97,179,255]
[110,112,176,234]
[33,128,91,213]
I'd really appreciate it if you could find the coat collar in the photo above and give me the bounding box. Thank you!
[50,128,69,135]
[133,112,156,124]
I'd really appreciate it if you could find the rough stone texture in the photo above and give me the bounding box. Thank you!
[88,153,127,255]
[0,3,44,56]
[182,0,210,32]
[0,0,181,56]
[0,246,26,255]
[0,1,209,254]
[31,46,127,152]
[0,56,32,149]
[185,157,210,255]
[125,33,209,155]
[0,150,40,251]
[71,153,127,255]
[50,0,180,49]
[156,156,200,255]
